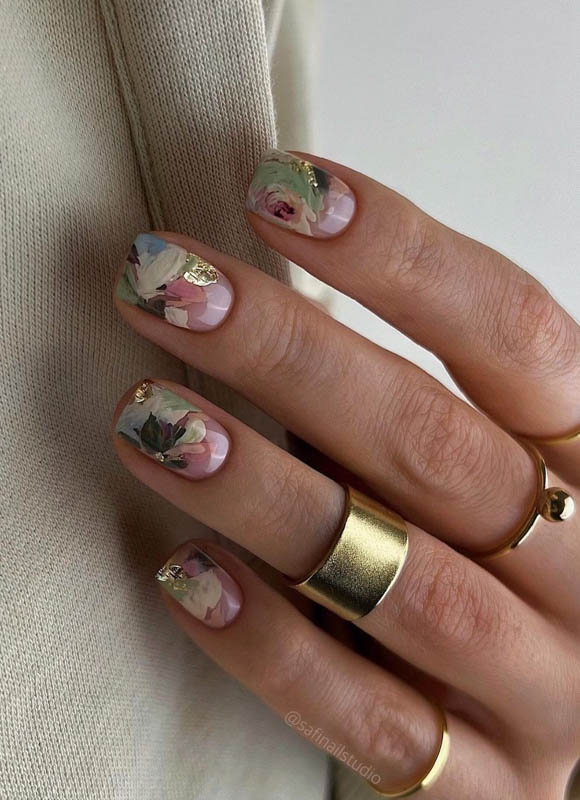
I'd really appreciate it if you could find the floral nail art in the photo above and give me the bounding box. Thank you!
[116,233,234,331]
[246,149,356,238]
[116,380,230,480]
[156,543,242,628]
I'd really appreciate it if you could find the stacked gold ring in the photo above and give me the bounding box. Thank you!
[290,439,576,609]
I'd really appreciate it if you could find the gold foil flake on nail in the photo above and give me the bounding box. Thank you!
[134,380,154,404]
[156,563,185,582]
[183,255,219,286]
[156,563,190,596]
[290,158,319,190]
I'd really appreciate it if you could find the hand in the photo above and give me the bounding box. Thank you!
[112,149,580,798]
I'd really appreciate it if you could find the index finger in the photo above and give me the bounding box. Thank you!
[246,150,580,481]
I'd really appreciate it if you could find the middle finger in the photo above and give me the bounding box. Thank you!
[114,231,536,556]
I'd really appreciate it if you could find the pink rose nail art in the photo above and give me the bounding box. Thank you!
[116,380,230,481]
[117,233,234,331]
[156,543,242,628]
[246,149,356,238]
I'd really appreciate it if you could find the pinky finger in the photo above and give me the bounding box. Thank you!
[155,538,514,798]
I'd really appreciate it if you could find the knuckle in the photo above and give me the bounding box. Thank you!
[366,206,447,295]
[350,689,416,768]
[403,550,501,652]
[396,218,446,290]
[243,294,319,385]
[494,275,577,374]
[394,380,486,494]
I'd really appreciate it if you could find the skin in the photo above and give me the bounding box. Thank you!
[112,153,580,798]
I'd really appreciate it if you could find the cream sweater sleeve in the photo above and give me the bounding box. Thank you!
[0,1,329,797]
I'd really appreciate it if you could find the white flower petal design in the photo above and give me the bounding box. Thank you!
[181,570,222,619]
[179,416,207,444]
[164,305,189,328]
[135,244,187,300]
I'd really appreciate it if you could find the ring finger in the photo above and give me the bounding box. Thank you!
[112,379,572,731]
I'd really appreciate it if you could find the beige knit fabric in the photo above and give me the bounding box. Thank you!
[0,1,329,797]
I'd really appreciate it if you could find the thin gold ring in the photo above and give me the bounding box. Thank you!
[461,439,574,560]
[526,425,580,446]
[369,708,450,797]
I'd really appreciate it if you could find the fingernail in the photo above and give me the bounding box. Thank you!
[116,380,230,480]
[117,233,234,331]
[246,149,356,238]
[156,543,242,628]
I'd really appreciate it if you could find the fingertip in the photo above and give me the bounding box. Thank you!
[112,380,232,481]
[245,148,357,241]
[156,539,244,630]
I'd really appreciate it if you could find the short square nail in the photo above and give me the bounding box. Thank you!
[156,543,242,628]
[117,233,234,331]
[246,149,355,238]
[116,380,230,480]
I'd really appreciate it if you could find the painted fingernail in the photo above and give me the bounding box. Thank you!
[156,543,242,628]
[116,380,230,480]
[117,233,234,331]
[246,149,355,238]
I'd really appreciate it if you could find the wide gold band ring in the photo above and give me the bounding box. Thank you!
[289,486,408,620]
[369,708,450,797]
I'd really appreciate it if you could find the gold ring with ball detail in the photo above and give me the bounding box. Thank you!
[461,439,574,561]
[369,708,450,797]
[288,486,408,620]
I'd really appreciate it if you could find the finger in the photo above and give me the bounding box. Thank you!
[156,538,514,798]
[113,234,579,621]
[246,150,580,482]
[486,491,580,635]
[532,439,580,490]
[112,380,574,724]
[117,235,576,618]
[112,378,344,578]
[113,232,536,556]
